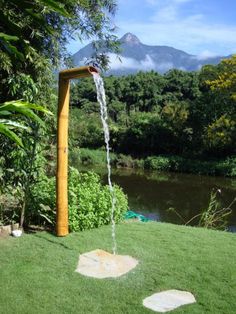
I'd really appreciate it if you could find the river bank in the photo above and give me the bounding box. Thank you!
[74,164,236,230]
[70,148,236,177]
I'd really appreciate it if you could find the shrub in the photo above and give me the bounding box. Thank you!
[28,173,56,226]
[144,156,171,171]
[116,154,135,168]
[215,157,236,177]
[30,167,128,231]
[68,168,128,231]
[70,148,116,167]
[0,186,21,226]
[133,158,145,169]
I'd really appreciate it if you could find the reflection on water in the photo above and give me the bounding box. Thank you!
[77,165,236,229]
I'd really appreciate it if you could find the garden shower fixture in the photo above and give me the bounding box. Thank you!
[56,66,98,236]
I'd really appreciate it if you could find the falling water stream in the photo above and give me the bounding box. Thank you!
[93,73,117,255]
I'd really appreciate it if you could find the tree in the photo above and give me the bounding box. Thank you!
[204,115,236,156]
[0,0,118,65]
[206,55,236,101]
[163,69,201,102]
[0,0,119,103]
[200,57,236,121]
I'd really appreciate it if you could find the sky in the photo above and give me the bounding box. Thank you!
[68,0,236,57]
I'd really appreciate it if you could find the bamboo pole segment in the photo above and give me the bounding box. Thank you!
[56,66,98,236]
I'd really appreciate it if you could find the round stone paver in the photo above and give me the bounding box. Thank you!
[143,289,196,312]
[75,249,138,279]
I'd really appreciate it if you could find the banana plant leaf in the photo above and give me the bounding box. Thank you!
[0,123,23,147]
[0,100,52,147]
[0,119,30,131]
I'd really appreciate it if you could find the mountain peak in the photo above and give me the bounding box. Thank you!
[120,33,141,45]
[72,32,227,75]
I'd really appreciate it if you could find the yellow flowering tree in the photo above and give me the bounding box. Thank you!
[206,55,236,100]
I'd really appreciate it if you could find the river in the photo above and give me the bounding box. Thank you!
[77,165,236,231]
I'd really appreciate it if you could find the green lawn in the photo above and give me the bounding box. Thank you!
[0,222,235,314]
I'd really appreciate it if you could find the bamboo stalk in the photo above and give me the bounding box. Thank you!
[59,66,98,80]
[56,66,98,236]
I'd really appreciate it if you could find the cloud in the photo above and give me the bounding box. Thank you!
[78,54,154,71]
[108,53,156,70]
[156,62,174,72]
[194,50,220,60]
[107,54,177,73]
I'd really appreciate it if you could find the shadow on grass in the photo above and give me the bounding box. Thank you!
[32,232,73,250]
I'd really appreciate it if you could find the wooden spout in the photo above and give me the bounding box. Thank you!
[56,66,98,236]
[59,66,98,80]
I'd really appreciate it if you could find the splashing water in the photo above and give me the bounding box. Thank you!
[93,73,117,255]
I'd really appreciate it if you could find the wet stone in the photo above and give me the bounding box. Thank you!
[75,249,138,279]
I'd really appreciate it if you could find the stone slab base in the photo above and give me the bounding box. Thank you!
[75,249,138,279]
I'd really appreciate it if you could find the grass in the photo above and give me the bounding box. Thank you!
[70,147,117,167]
[0,222,236,314]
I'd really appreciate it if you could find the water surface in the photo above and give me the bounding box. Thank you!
[77,165,236,229]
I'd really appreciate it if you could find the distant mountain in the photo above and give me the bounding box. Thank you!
[72,32,230,75]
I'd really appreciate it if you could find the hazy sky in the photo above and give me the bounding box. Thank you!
[68,0,236,57]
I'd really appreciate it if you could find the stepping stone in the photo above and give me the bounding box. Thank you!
[143,289,196,312]
[75,249,138,279]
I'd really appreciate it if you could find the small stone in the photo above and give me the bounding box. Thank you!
[11,229,22,237]
[75,249,138,279]
[143,289,196,312]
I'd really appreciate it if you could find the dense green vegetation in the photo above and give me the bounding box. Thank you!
[70,57,236,161]
[72,148,236,177]
[1,223,236,313]
[0,0,122,229]
[1,3,235,313]
[26,167,128,231]
[0,0,235,231]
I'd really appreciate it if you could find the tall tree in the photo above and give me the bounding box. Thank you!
[0,0,119,102]
[206,55,236,101]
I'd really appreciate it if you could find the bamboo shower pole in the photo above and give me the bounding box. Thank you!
[56,66,98,236]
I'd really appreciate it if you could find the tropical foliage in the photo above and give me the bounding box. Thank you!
[0,100,51,146]
[0,0,235,232]
[70,56,236,159]
[206,55,236,100]
[0,0,121,230]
